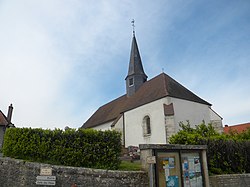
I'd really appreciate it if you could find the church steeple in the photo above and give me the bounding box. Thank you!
[125,23,147,97]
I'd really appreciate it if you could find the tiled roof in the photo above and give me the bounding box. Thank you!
[82,73,211,128]
[224,122,250,134]
[0,110,8,126]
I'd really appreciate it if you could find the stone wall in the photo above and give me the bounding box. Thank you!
[1,157,250,187]
[209,174,250,187]
[0,157,148,187]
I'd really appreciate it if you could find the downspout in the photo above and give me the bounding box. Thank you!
[122,113,125,147]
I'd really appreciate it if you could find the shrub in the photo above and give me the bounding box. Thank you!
[169,121,250,174]
[3,128,121,170]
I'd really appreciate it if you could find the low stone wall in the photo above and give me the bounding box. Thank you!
[0,157,148,187]
[209,174,250,187]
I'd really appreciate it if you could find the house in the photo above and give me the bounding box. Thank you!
[224,123,250,134]
[0,104,14,149]
[81,33,223,147]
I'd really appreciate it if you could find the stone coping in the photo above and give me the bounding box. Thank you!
[0,157,146,174]
[139,144,207,150]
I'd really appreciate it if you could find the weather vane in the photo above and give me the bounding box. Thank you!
[131,19,135,35]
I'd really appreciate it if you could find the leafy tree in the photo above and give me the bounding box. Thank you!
[169,121,250,174]
[169,121,220,144]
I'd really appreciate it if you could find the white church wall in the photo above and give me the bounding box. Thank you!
[124,98,166,147]
[170,97,211,131]
[209,108,223,133]
[112,115,124,145]
[165,115,176,143]
[98,96,222,147]
[92,121,112,131]
[209,108,222,121]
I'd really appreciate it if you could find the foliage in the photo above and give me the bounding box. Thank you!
[2,128,121,170]
[169,121,250,174]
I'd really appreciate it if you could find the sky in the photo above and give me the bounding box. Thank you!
[0,0,249,129]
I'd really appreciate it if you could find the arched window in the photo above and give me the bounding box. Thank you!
[143,116,151,136]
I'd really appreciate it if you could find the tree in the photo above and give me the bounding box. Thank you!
[169,121,220,145]
[169,121,250,174]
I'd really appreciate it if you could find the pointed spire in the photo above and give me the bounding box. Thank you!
[125,23,147,97]
[127,35,147,77]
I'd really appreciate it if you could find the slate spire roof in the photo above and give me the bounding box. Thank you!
[82,73,211,128]
[125,35,147,97]
[126,35,147,79]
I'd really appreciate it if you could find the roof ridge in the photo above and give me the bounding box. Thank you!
[229,122,250,127]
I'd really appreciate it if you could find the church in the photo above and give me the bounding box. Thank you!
[81,32,223,148]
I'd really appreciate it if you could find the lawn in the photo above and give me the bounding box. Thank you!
[118,160,142,171]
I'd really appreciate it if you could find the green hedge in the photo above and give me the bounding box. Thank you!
[200,139,250,174]
[2,128,121,170]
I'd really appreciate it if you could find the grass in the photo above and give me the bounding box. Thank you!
[118,160,142,171]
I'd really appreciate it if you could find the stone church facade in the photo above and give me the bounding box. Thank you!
[82,33,223,147]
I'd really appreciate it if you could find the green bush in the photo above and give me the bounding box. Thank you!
[169,121,250,174]
[3,128,121,170]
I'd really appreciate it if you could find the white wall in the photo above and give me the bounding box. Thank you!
[209,108,223,133]
[170,97,211,131]
[124,98,167,147]
[94,96,222,147]
[124,96,219,147]
[92,121,112,131]
[112,115,124,145]
[209,108,222,121]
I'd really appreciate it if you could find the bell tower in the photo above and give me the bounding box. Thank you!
[125,20,147,97]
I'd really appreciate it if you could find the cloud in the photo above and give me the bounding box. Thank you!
[0,0,249,129]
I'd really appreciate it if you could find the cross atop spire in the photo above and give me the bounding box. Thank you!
[131,19,135,36]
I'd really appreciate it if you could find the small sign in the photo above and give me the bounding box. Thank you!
[147,156,156,164]
[40,167,52,176]
[36,180,56,186]
[36,176,56,181]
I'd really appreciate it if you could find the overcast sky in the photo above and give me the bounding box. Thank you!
[0,0,249,129]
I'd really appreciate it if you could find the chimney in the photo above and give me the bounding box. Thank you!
[7,104,13,123]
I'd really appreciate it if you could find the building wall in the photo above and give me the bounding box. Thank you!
[123,96,221,147]
[92,121,113,131]
[170,97,212,131]
[112,115,124,145]
[165,115,175,143]
[124,98,166,147]
[209,108,223,133]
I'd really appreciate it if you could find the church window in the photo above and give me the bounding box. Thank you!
[143,116,151,136]
[129,78,134,86]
